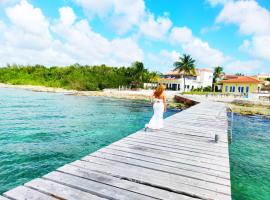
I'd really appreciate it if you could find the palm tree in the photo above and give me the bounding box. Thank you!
[173,54,196,92]
[212,66,223,92]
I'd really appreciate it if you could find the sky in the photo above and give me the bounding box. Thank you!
[0,0,270,75]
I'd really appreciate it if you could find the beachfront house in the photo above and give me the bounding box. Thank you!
[159,68,213,91]
[221,76,263,94]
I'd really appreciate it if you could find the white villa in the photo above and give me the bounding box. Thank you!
[159,68,213,91]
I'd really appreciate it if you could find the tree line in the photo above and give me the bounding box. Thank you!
[0,62,160,91]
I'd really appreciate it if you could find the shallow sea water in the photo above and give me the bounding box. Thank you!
[0,88,178,193]
[229,114,270,200]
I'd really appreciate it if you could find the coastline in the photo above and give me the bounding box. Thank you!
[3,83,269,115]
[0,83,186,109]
[182,94,270,117]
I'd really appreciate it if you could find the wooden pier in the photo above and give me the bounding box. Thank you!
[1,101,231,200]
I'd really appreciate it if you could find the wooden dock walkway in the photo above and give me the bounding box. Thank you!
[1,101,231,200]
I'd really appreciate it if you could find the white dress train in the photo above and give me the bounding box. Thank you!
[145,98,164,129]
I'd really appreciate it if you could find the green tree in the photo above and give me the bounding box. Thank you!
[235,72,244,76]
[173,54,196,92]
[129,61,147,89]
[212,66,223,92]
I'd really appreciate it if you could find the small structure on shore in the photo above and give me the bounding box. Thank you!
[159,68,213,91]
[221,76,263,94]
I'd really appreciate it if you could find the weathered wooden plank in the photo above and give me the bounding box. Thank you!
[110,142,230,169]
[44,171,157,200]
[90,151,230,185]
[106,145,230,173]
[57,165,198,200]
[107,139,230,166]
[71,160,231,200]
[25,178,105,200]
[133,130,228,149]
[123,137,229,158]
[3,186,57,200]
[82,156,231,194]
[128,133,229,155]
[97,147,230,179]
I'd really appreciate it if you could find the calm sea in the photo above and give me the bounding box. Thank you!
[229,114,270,200]
[0,88,269,200]
[0,88,177,193]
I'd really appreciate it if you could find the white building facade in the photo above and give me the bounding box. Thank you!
[159,68,213,92]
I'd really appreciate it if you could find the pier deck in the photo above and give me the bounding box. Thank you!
[2,101,231,200]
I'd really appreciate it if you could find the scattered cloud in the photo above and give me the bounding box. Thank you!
[200,25,220,34]
[169,26,226,67]
[140,13,172,40]
[73,0,146,34]
[216,0,270,61]
[148,49,179,72]
[206,0,232,7]
[0,1,143,67]
[224,59,264,74]
[73,0,172,38]
[59,7,77,26]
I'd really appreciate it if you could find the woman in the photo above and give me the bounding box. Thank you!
[145,84,167,130]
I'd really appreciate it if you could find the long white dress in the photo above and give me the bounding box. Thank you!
[145,98,164,129]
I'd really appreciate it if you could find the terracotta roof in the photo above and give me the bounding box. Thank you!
[223,75,238,80]
[221,76,263,84]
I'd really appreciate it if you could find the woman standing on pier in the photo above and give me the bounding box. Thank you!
[145,84,167,130]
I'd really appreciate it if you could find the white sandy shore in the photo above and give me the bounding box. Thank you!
[0,83,179,101]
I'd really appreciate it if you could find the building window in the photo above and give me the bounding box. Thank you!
[187,85,190,89]
[238,86,241,92]
[246,86,249,93]
[232,86,235,92]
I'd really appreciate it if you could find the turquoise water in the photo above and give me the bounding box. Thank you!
[0,88,178,194]
[230,114,270,200]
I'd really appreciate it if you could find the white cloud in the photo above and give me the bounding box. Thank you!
[216,0,270,61]
[170,27,193,43]
[73,0,145,34]
[59,7,76,26]
[216,0,270,35]
[224,59,263,74]
[52,16,143,66]
[140,14,172,40]
[169,26,226,67]
[148,49,179,72]
[0,1,143,67]
[206,0,232,7]
[73,0,172,38]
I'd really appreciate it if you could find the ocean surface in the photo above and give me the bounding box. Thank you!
[229,114,270,200]
[0,88,178,194]
[0,88,269,200]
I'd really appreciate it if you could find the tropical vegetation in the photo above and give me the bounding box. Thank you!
[173,54,196,92]
[212,66,224,92]
[0,62,159,91]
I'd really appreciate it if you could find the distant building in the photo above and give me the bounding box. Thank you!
[221,76,263,94]
[159,68,213,91]
[253,74,270,80]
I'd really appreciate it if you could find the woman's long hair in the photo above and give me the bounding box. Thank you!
[154,84,165,98]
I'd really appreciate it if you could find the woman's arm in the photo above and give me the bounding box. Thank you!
[163,94,167,112]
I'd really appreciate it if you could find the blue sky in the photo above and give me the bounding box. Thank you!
[0,0,269,75]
